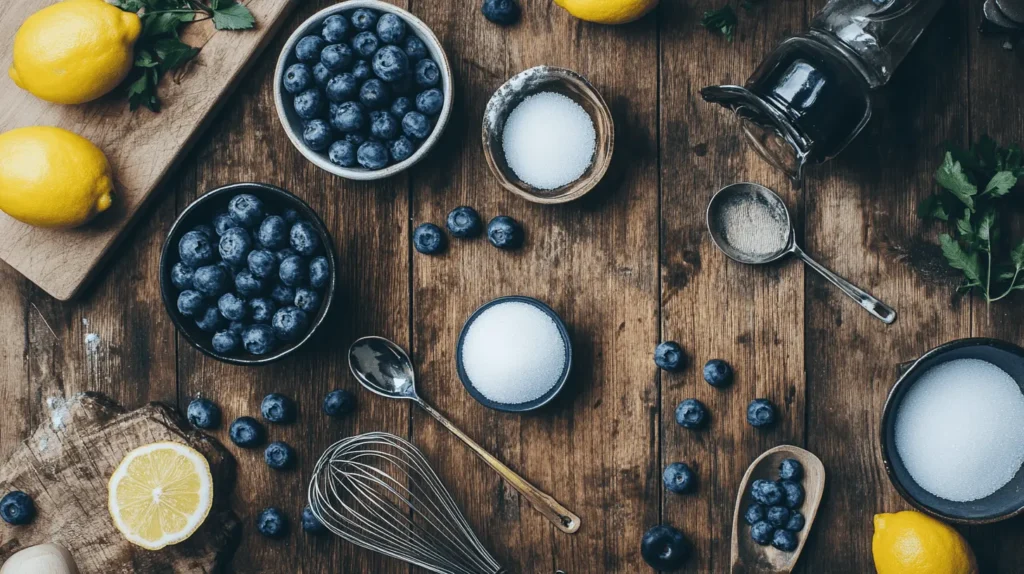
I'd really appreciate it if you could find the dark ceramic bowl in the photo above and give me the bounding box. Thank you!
[880,337,1024,524]
[456,296,572,413]
[159,182,337,365]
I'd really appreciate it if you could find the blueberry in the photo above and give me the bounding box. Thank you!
[213,212,235,236]
[359,79,391,109]
[309,256,331,288]
[342,132,367,146]
[750,521,774,546]
[747,398,776,428]
[446,206,482,238]
[771,529,798,552]
[654,341,685,371]
[248,298,276,324]
[272,306,309,341]
[750,479,783,506]
[264,441,296,470]
[211,329,241,354]
[744,503,765,525]
[187,397,220,429]
[195,306,224,332]
[303,119,333,152]
[322,14,350,42]
[259,215,290,250]
[0,492,35,525]
[401,111,431,139]
[376,13,406,44]
[413,223,446,255]
[171,262,195,290]
[275,248,298,263]
[295,35,326,63]
[261,393,296,424]
[351,31,379,58]
[350,8,379,31]
[403,36,428,62]
[780,480,804,508]
[228,320,245,335]
[256,507,288,539]
[703,359,733,387]
[283,63,312,94]
[218,292,248,321]
[415,88,443,116]
[320,43,354,72]
[279,256,308,287]
[177,290,206,317]
[662,462,696,494]
[369,110,400,140]
[482,0,520,25]
[283,209,300,223]
[192,223,216,239]
[242,323,276,355]
[248,249,278,279]
[357,141,389,169]
[329,101,366,133]
[352,59,372,80]
[193,264,231,296]
[179,230,215,267]
[228,194,265,228]
[390,96,413,117]
[301,506,327,534]
[784,511,805,532]
[675,398,707,429]
[323,389,356,417]
[325,73,359,103]
[328,140,358,167]
[294,287,322,313]
[290,222,321,256]
[414,58,440,88]
[235,269,264,298]
[293,89,324,120]
[778,458,803,481]
[219,227,252,266]
[640,525,690,571]
[312,62,332,87]
[388,136,415,162]
[372,45,409,82]
[486,215,523,249]
[270,284,296,306]
[766,505,790,528]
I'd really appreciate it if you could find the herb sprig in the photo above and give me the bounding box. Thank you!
[919,137,1024,302]
[110,0,255,111]
[699,1,761,42]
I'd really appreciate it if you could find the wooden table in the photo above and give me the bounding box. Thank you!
[1,0,1021,571]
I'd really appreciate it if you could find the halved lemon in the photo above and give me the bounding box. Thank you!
[108,441,213,550]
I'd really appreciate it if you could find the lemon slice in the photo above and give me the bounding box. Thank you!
[108,442,213,550]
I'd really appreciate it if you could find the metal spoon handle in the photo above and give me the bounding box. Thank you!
[416,398,581,534]
[792,245,897,324]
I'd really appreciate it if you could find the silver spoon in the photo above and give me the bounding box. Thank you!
[347,335,582,534]
[706,182,897,324]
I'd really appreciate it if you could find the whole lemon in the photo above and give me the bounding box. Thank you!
[873,511,978,574]
[0,126,114,228]
[554,0,658,24]
[9,0,142,105]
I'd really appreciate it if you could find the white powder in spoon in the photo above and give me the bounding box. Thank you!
[717,193,789,258]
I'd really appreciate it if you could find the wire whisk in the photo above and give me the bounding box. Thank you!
[309,432,505,574]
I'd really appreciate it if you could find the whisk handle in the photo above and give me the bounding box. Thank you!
[417,399,582,534]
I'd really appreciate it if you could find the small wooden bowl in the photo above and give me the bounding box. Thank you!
[482,66,614,204]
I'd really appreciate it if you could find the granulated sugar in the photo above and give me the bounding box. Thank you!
[501,92,595,190]
[461,301,566,405]
[717,192,789,258]
[895,358,1024,502]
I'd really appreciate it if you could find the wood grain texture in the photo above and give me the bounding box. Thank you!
[0,0,297,300]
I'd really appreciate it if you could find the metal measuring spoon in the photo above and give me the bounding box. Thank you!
[706,183,897,324]
[347,336,582,534]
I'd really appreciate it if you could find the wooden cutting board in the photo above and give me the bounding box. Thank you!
[0,0,298,300]
[0,393,241,573]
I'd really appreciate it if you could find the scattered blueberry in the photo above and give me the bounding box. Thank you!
[234,269,264,298]
[228,194,265,228]
[328,140,358,167]
[780,480,804,508]
[352,59,372,80]
[171,262,195,291]
[746,399,776,428]
[370,110,400,140]
[750,479,783,506]
[323,389,356,417]
[744,503,765,525]
[294,287,322,313]
[750,521,773,546]
[486,215,523,249]
[772,529,798,552]
[322,14,350,43]
[179,230,215,267]
[271,284,296,306]
[195,306,224,332]
[261,393,296,424]
[211,329,241,354]
[359,79,391,109]
[320,43,354,72]
[640,525,690,571]
[309,256,331,289]
[293,89,323,120]
[243,324,276,355]
[272,306,309,341]
[674,398,707,429]
[329,101,366,133]
[766,505,790,528]
[654,341,685,371]
[312,62,332,87]
[703,359,733,387]
[264,441,296,470]
[662,462,696,494]
[388,136,415,162]
[218,227,252,266]
[177,290,206,317]
[413,223,446,255]
[415,88,443,116]
[301,506,327,534]
[446,206,483,238]
[187,398,221,429]
[218,292,248,321]
[283,63,312,94]
[0,492,35,525]
[351,31,380,58]
[414,59,440,88]
[303,119,333,152]
[784,511,805,532]
[279,256,308,287]
[403,35,428,62]
[357,141,389,169]
[295,35,326,63]
[326,73,359,103]
[290,221,320,256]
[350,8,379,31]
[248,298,276,323]
[257,507,288,539]
[482,0,521,25]
[248,249,278,279]
[778,458,803,481]
[229,416,265,447]
[376,13,406,43]
[390,96,413,118]
[372,45,409,82]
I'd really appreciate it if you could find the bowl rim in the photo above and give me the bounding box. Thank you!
[159,182,338,366]
[456,295,573,413]
[879,336,1024,524]
[272,0,454,181]
[481,65,615,204]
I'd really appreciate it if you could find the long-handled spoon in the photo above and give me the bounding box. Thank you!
[347,335,581,534]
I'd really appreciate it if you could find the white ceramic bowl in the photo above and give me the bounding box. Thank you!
[273,0,453,180]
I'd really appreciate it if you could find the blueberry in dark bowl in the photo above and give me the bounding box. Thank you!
[703,358,733,387]
[248,249,278,279]
[771,529,798,552]
[482,0,521,25]
[195,306,225,332]
[293,89,323,120]
[257,507,288,539]
[640,525,690,571]
[403,35,428,62]
[352,59,372,81]
[415,88,443,116]
[272,306,309,342]
[360,79,391,109]
[388,136,415,163]
[248,298,276,323]
[320,43,353,73]
[213,212,234,236]
[750,479,783,506]
[187,397,221,429]
[376,13,407,44]
[264,441,296,470]
[302,119,333,152]
[177,290,206,317]
[309,256,331,289]
[0,491,35,525]
[446,206,482,238]
[179,230,215,267]
[391,96,413,118]
[746,398,776,428]
[229,416,265,447]
[326,73,359,103]
[283,63,312,94]
[261,392,296,424]
[766,505,790,528]
[744,503,765,525]
[295,35,326,63]
[372,45,409,82]
[780,480,804,508]
[211,329,241,354]
[328,140,358,167]
[370,111,400,141]
[312,62,332,87]
[290,221,321,256]
[351,8,379,31]
[218,292,248,321]
[171,262,195,290]
[414,58,440,88]
[357,141,389,170]
[322,14,350,43]
[785,510,805,532]
[413,223,446,255]
[228,320,245,335]
[279,255,308,287]
[271,284,296,306]
[655,341,685,371]
[294,287,321,313]
[351,30,380,58]
[323,389,356,417]
[228,194,265,228]
[329,101,366,133]
[750,521,774,546]
[662,462,696,494]
[302,506,327,534]
[778,458,803,481]
[486,215,523,249]
[674,398,707,429]
[218,227,252,266]
[399,110,428,140]
[274,247,298,264]
[243,323,276,355]
[235,269,264,298]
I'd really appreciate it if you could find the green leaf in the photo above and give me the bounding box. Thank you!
[1012,240,1024,270]
[134,49,159,68]
[142,11,194,37]
[110,0,146,11]
[977,210,996,245]
[700,5,737,42]
[212,2,255,30]
[152,37,199,72]
[935,152,977,210]
[983,171,1017,197]
[939,234,982,285]
[917,195,949,221]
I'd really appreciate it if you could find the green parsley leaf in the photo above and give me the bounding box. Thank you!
[917,195,949,221]
[935,152,977,210]
[152,37,199,73]
[212,2,255,30]
[700,6,737,42]
[976,210,996,246]
[983,171,1017,197]
[939,234,981,286]
[142,11,194,37]
[1012,240,1024,270]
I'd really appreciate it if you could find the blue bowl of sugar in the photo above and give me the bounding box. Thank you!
[457,296,572,412]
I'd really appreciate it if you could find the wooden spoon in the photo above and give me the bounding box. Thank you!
[730,445,825,573]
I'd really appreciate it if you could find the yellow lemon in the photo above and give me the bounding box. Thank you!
[9,0,142,104]
[0,127,114,228]
[873,511,978,574]
[554,0,658,24]
[108,442,214,551]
